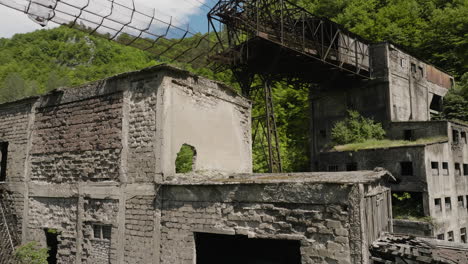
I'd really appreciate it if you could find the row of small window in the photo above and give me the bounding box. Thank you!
[431,162,468,176]
[437,228,467,243]
[327,163,358,172]
[453,130,467,145]
[434,196,468,213]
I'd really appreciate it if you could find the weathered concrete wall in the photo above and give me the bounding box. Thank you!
[393,219,434,237]
[319,146,427,193]
[386,44,450,122]
[157,70,252,177]
[425,125,468,243]
[387,121,448,140]
[159,181,375,264]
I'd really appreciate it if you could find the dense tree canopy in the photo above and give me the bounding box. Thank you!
[0,0,466,172]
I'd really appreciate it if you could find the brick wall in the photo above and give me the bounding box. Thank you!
[160,201,353,264]
[30,93,123,182]
[124,195,155,263]
[126,77,160,183]
[82,198,119,264]
[28,197,78,264]
[0,100,34,183]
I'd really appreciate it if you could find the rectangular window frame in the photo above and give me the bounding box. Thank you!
[445,197,452,212]
[442,162,449,176]
[455,163,462,176]
[448,231,454,242]
[461,228,467,244]
[400,162,414,176]
[458,196,465,208]
[92,224,112,241]
[435,198,442,213]
[431,162,439,176]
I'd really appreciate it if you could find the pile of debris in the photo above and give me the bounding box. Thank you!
[371,234,468,264]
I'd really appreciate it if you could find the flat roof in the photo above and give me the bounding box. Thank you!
[165,170,394,186]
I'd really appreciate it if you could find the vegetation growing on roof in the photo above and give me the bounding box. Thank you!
[332,136,448,152]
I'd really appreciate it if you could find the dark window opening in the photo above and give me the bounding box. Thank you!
[319,130,327,138]
[418,66,424,77]
[195,233,301,264]
[346,163,358,171]
[466,196,468,213]
[392,192,424,218]
[458,196,465,208]
[455,163,461,176]
[404,130,414,141]
[0,142,8,182]
[411,63,416,73]
[464,164,468,176]
[453,130,460,144]
[461,228,467,243]
[431,162,439,176]
[462,132,467,143]
[430,95,443,112]
[328,165,339,172]
[44,229,59,264]
[437,234,445,240]
[435,198,442,213]
[93,224,111,240]
[175,144,197,173]
[448,231,454,242]
[445,197,452,212]
[442,162,449,176]
[400,162,413,176]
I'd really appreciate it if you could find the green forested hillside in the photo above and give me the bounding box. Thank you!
[0,0,467,172]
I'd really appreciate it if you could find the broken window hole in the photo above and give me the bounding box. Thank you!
[44,228,59,264]
[175,144,197,173]
[0,142,8,182]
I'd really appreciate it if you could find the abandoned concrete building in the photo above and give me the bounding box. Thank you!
[312,43,468,242]
[0,65,399,263]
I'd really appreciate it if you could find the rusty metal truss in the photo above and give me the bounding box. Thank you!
[208,0,372,80]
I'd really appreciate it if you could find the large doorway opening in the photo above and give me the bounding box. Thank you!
[195,233,301,264]
[44,229,59,264]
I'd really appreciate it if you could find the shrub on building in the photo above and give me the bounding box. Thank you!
[14,241,48,264]
[331,110,385,145]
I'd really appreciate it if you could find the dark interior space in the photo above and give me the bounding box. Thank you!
[195,233,301,264]
[0,142,8,182]
[391,192,425,218]
[44,229,59,264]
[429,95,442,112]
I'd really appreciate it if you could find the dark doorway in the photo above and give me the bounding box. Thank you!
[195,233,301,264]
[44,229,59,264]
[0,142,8,182]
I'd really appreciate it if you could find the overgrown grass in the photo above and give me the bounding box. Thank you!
[332,136,448,152]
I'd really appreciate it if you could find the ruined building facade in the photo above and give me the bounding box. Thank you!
[0,65,393,264]
[312,43,468,242]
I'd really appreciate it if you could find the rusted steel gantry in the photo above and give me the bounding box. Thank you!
[208,0,373,172]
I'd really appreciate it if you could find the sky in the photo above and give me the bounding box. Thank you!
[0,0,214,38]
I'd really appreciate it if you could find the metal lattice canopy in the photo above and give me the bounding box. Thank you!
[208,0,373,86]
[0,0,220,65]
